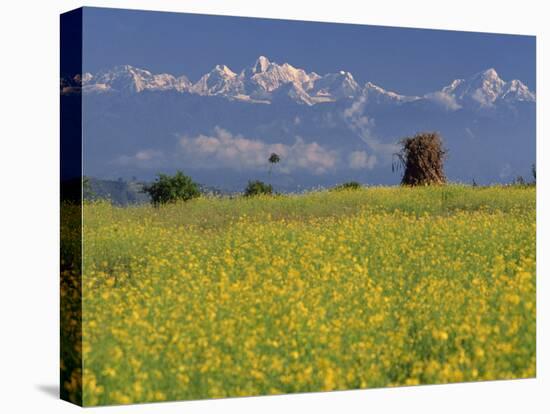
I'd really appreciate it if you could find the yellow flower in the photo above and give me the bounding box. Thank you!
[76,186,535,405]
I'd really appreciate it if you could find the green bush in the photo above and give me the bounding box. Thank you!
[332,181,362,191]
[142,171,200,205]
[244,180,273,197]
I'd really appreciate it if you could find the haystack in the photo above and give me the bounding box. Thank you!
[396,132,447,186]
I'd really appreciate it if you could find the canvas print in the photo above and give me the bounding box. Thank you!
[60,7,536,406]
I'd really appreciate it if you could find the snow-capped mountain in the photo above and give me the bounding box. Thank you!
[62,57,535,110]
[500,79,536,103]
[271,82,316,106]
[241,56,318,94]
[363,82,421,105]
[80,64,191,94]
[70,57,535,188]
[310,71,360,101]
[433,68,535,108]
[190,64,243,96]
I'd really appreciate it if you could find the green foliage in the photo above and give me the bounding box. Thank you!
[268,153,281,165]
[512,176,526,186]
[244,180,273,197]
[142,171,200,205]
[332,181,362,191]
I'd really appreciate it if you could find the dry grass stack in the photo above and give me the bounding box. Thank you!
[396,132,447,186]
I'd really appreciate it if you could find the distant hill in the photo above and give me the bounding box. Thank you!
[85,178,150,205]
[84,178,230,205]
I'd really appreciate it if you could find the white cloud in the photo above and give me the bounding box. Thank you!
[343,97,398,162]
[135,149,162,161]
[348,151,377,170]
[343,96,372,129]
[471,89,494,107]
[179,127,338,175]
[425,91,462,111]
[114,149,164,167]
[113,127,383,175]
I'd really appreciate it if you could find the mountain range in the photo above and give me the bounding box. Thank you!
[62,56,536,190]
[62,55,535,108]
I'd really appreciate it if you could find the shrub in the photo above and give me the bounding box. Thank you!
[394,132,447,186]
[332,181,362,191]
[142,171,200,205]
[244,180,273,197]
[512,176,526,186]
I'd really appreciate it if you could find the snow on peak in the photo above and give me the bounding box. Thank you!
[479,67,499,80]
[364,81,420,104]
[309,71,360,100]
[191,64,243,96]
[213,64,237,77]
[79,72,93,84]
[241,57,315,95]
[364,82,386,93]
[501,79,536,102]
[432,67,534,108]
[271,82,315,106]
[71,61,535,108]
[441,79,465,94]
[85,64,192,93]
[252,56,271,73]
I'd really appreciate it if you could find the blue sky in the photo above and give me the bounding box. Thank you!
[82,7,536,95]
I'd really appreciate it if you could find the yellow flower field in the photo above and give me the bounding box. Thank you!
[67,186,536,405]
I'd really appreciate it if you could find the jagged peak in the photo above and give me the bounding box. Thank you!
[212,64,237,77]
[469,67,504,86]
[481,67,499,78]
[364,81,420,103]
[281,62,302,73]
[110,64,148,74]
[338,70,354,79]
[253,55,271,73]
[75,62,534,106]
[74,72,93,84]
[501,79,535,102]
[506,79,528,88]
[432,67,535,108]
[112,64,133,71]
[364,81,385,91]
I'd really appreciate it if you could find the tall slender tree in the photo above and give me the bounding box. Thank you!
[268,152,281,178]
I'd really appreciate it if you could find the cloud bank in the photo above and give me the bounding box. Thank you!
[343,96,399,160]
[348,151,377,170]
[179,127,338,175]
[114,126,383,176]
[425,91,462,111]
